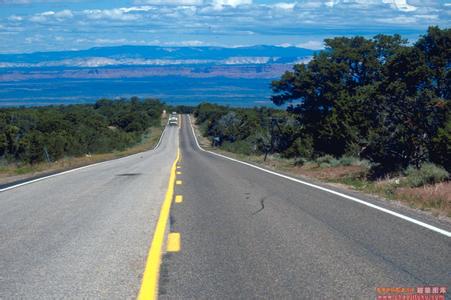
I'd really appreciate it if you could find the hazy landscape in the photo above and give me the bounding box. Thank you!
[0,45,312,107]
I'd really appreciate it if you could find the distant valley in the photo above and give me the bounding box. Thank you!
[0,45,313,107]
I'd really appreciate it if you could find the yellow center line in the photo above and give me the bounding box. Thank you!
[138,149,180,300]
[175,195,183,203]
[166,232,181,252]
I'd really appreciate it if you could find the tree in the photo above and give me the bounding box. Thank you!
[416,26,451,99]
[272,36,381,156]
[271,27,450,173]
[0,98,164,164]
[429,104,451,171]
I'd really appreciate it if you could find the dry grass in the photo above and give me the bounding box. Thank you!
[396,182,451,216]
[191,120,212,149]
[0,124,165,186]
[295,165,367,180]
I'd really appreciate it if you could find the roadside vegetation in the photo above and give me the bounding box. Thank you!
[193,26,450,217]
[0,97,165,183]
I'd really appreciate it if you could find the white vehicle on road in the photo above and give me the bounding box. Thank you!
[168,113,178,126]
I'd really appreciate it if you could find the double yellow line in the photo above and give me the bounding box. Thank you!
[138,148,180,300]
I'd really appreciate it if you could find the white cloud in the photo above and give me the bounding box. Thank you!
[54,9,73,19]
[376,15,417,23]
[83,8,142,21]
[30,15,47,22]
[41,11,55,16]
[272,2,297,10]
[95,38,128,44]
[277,43,292,47]
[25,34,44,43]
[135,0,203,5]
[325,0,338,8]
[296,40,325,50]
[323,0,418,11]
[413,14,438,20]
[119,6,155,13]
[30,9,73,22]
[300,1,322,8]
[8,15,23,21]
[173,40,204,46]
[212,0,252,9]
[383,0,417,12]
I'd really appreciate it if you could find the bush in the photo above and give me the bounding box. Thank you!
[338,156,357,166]
[316,155,339,167]
[316,155,335,164]
[294,157,307,166]
[221,140,254,156]
[405,163,449,187]
[357,159,372,169]
[283,136,314,159]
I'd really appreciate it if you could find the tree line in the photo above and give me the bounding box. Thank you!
[195,26,450,175]
[0,97,164,164]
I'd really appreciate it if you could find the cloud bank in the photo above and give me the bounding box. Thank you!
[0,0,449,53]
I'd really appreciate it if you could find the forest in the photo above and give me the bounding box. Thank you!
[0,98,164,164]
[194,26,450,180]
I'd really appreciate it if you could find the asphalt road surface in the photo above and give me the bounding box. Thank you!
[0,126,178,299]
[160,115,451,299]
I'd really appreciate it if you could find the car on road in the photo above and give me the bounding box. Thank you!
[169,114,178,126]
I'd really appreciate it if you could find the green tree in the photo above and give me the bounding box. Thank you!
[416,26,451,99]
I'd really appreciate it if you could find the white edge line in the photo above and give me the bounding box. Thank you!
[187,115,451,238]
[154,125,167,150]
[0,125,168,193]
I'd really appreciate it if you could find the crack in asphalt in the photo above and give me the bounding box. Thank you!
[116,173,142,176]
[251,196,266,215]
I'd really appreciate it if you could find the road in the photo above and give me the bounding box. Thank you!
[160,115,451,299]
[1,115,450,299]
[0,126,178,298]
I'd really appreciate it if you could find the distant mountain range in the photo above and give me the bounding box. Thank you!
[0,45,313,68]
[0,45,314,107]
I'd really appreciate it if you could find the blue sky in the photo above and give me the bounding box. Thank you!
[0,0,449,53]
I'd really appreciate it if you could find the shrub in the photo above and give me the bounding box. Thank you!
[221,140,254,156]
[357,159,372,169]
[316,155,335,164]
[294,157,307,166]
[405,163,449,187]
[338,156,357,166]
[316,155,339,167]
[283,136,314,159]
[329,159,341,167]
